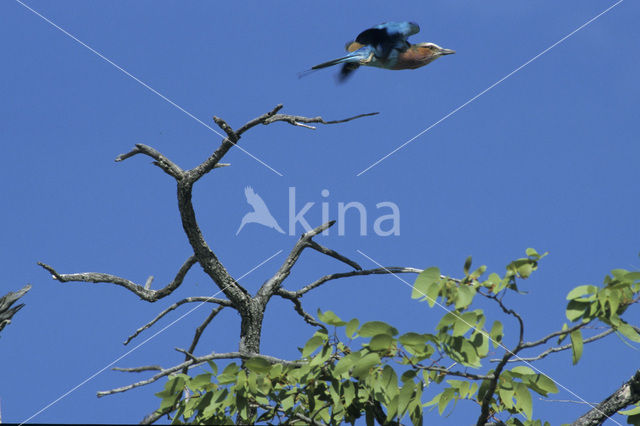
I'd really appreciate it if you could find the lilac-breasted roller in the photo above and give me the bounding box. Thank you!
[303,21,455,81]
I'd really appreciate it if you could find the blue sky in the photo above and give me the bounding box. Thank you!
[1,0,638,424]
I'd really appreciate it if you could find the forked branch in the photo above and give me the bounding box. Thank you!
[38,255,197,302]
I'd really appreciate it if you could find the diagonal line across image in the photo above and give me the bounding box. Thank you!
[14,0,284,177]
[356,0,624,176]
[356,249,622,426]
[21,250,283,424]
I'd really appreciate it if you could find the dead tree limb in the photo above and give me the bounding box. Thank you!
[0,284,31,333]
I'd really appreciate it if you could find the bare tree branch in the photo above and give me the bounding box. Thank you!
[0,284,31,333]
[416,365,493,381]
[181,306,226,373]
[519,322,588,350]
[141,407,171,425]
[99,351,302,397]
[307,240,362,271]
[571,369,640,425]
[279,267,423,298]
[276,292,327,330]
[257,221,339,302]
[38,255,198,302]
[124,297,231,345]
[262,111,379,130]
[494,328,615,363]
[480,289,525,345]
[115,143,185,179]
[113,365,163,373]
[477,320,593,423]
[175,347,199,362]
[235,104,284,136]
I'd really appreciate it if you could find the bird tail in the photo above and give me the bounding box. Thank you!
[310,51,363,70]
[299,49,371,80]
[298,55,356,79]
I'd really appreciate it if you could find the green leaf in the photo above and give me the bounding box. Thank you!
[317,309,346,326]
[617,323,640,343]
[401,370,417,382]
[470,265,487,279]
[517,263,533,279]
[436,312,457,332]
[570,329,583,365]
[398,380,416,417]
[218,363,239,384]
[245,357,271,374]
[490,321,504,347]
[499,385,515,409]
[511,366,535,376]
[343,380,356,406]
[525,248,538,257]
[463,256,472,275]
[381,365,399,399]
[269,363,283,378]
[452,311,477,337]
[514,382,532,420]
[188,372,212,390]
[280,394,295,411]
[369,333,394,351]
[352,352,381,378]
[412,267,441,301]
[386,394,399,423]
[334,352,360,377]
[302,335,325,357]
[566,285,598,301]
[622,271,640,283]
[566,300,588,322]
[346,318,359,338]
[438,388,455,415]
[358,321,398,337]
[619,405,640,415]
[455,285,476,310]
[399,332,428,346]
[485,272,502,291]
[528,374,558,396]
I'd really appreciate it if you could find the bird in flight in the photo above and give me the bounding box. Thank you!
[302,21,455,81]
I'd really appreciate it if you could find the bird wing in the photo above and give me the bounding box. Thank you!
[355,21,419,46]
[346,21,419,60]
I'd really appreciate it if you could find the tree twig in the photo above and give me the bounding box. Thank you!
[0,284,32,333]
[479,289,525,346]
[262,111,379,130]
[113,365,163,372]
[279,267,423,298]
[115,143,184,179]
[493,328,615,363]
[99,351,302,397]
[181,306,226,373]
[307,240,362,271]
[38,255,198,302]
[276,292,327,330]
[124,297,230,345]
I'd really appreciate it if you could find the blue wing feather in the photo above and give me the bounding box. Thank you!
[354,21,419,59]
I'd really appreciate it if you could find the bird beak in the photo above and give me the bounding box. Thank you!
[439,48,455,56]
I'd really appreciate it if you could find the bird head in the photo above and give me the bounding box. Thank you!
[413,42,455,57]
